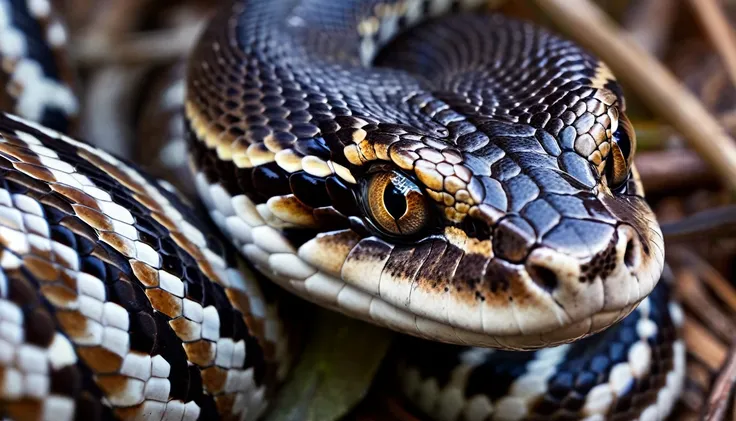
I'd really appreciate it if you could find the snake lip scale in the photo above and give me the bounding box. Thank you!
[0,0,683,420]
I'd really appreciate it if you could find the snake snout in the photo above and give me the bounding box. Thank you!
[523,221,663,340]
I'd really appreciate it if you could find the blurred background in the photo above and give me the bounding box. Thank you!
[45,0,736,419]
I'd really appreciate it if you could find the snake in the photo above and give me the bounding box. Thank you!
[0,0,686,420]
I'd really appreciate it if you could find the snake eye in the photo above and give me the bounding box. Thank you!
[606,113,636,189]
[364,171,430,236]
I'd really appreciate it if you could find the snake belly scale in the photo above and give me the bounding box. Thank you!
[0,0,684,420]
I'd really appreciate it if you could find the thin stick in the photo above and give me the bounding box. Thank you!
[683,361,710,412]
[635,149,716,192]
[677,269,736,342]
[71,22,205,66]
[674,249,736,314]
[703,341,736,421]
[661,205,736,243]
[683,317,727,371]
[533,0,736,192]
[687,0,736,89]
[622,0,676,57]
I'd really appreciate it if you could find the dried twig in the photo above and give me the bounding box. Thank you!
[689,360,714,395]
[683,317,728,371]
[675,249,736,314]
[662,206,736,243]
[622,0,677,57]
[533,0,736,192]
[677,269,735,342]
[635,149,716,193]
[703,341,736,421]
[687,0,736,89]
[71,22,206,66]
[61,0,151,39]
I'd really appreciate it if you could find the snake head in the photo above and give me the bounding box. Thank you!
[192,98,663,351]
[330,99,661,350]
[187,8,664,350]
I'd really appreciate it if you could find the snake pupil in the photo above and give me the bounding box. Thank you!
[613,127,631,160]
[383,181,408,220]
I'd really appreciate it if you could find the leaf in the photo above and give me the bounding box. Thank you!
[265,308,395,421]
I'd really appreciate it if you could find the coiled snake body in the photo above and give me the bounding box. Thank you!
[0,0,685,420]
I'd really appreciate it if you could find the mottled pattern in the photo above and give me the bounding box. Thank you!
[398,280,684,421]
[0,113,291,421]
[185,0,664,350]
[0,0,77,133]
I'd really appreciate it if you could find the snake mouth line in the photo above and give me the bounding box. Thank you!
[194,171,663,350]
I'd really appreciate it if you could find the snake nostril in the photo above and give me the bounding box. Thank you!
[624,237,640,270]
[528,264,559,294]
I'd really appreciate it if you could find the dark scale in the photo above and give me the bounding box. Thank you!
[325,175,361,217]
[22,307,55,347]
[209,282,234,338]
[152,311,191,400]
[184,266,205,302]
[194,393,220,421]
[96,243,134,282]
[175,244,198,268]
[50,225,78,249]
[159,236,179,257]
[74,232,96,256]
[251,161,292,201]
[281,228,321,249]
[463,350,540,401]
[110,278,152,314]
[129,311,158,354]
[186,365,204,402]
[290,172,332,208]
[294,137,331,159]
[161,254,184,278]
[200,272,218,309]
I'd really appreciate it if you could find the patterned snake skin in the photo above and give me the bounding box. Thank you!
[0,2,293,421]
[0,0,685,420]
[187,0,666,348]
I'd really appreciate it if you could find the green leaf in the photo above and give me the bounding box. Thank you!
[265,308,395,421]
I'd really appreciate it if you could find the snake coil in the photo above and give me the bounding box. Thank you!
[0,0,684,420]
